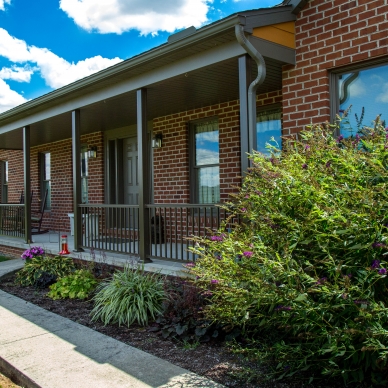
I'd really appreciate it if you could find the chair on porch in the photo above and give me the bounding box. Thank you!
[31,189,49,235]
[20,190,34,205]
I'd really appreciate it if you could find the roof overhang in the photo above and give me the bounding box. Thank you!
[0,5,296,149]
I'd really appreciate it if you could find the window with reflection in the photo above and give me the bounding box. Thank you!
[81,146,89,203]
[257,107,282,155]
[190,119,220,204]
[40,152,51,210]
[338,62,388,137]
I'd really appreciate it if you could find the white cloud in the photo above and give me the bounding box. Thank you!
[0,0,10,11]
[376,83,388,104]
[59,0,210,35]
[0,27,122,92]
[196,148,219,165]
[0,78,27,113]
[0,28,31,62]
[0,65,36,82]
[28,46,121,88]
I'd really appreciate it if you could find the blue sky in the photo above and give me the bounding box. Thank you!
[0,0,281,113]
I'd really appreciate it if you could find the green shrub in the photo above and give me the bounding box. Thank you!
[90,265,165,327]
[189,117,388,385]
[47,269,98,300]
[153,279,231,343]
[16,256,75,287]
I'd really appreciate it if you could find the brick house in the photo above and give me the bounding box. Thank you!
[0,0,386,262]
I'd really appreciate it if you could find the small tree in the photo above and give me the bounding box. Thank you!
[189,117,388,385]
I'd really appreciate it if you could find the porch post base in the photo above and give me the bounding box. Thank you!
[139,258,153,263]
[72,248,84,252]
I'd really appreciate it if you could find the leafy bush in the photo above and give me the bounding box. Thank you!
[90,265,165,327]
[189,118,388,385]
[16,256,75,286]
[153,279,233,343]
[47,269,98,300]
[35,271,58,289]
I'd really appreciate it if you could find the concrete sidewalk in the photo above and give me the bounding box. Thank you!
[0,260,223,388]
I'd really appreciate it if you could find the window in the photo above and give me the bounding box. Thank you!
[1,161,8,203]
[190,119,220,204]
[256,106,282,156]
[40,152,51,210]
[336,62,388,137]
[81,146,89,203]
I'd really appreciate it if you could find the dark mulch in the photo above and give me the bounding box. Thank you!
[0,270,355,388]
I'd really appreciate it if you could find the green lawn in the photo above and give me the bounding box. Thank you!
[0,256,10,262]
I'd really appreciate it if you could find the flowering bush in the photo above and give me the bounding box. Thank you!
[189,117,388,385]
[21,246,45,260]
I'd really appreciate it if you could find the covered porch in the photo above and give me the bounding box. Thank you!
[0,7,296,262]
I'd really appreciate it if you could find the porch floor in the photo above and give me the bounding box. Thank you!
[0,232,191,277]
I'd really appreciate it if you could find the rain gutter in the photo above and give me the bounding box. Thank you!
[235,24,266,155]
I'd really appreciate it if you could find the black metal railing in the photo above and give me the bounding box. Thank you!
[146,204,237,261]
[79,204,139,254]
[0,204,25,238]
[78,203,238,261]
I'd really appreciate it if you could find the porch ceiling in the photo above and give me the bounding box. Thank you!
[0,54,284,149]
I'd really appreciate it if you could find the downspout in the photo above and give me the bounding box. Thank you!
[235,24,266,156]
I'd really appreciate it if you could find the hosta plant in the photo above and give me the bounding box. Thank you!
[47,269,98,300]
[189,117,388,385]
[16,256,75,286]
[90,265,165,327]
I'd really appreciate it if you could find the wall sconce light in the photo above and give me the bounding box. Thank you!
[88,146,97,159]
[152,133,163,149]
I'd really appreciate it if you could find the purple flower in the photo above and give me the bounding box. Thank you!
[354,300,368,305]
[275,305,292,311]
[378,268,387,275]
[21,246,45,260]
[255,191,262,196]
[243,251,253,257]
[304,145,310,150]
[245,194,250,199]
[241,208,247,213]
[343,273,352,279]
[385,127,388,132]
[302,163,308,170]
[185,262,196,268]
[315,277,328,286]
[215,254,222,260]
[325,161,331,168]
[336,135,344,143]
[372,242,385,249]
[210,235,223,242]
[202,291,213,297]
[371,260,380,269]
[211,279,219,284]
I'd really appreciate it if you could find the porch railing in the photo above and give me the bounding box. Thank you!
[0,204,25,238]
[145,204,237,261]
[79,204,139,255]
[78,203,238,261]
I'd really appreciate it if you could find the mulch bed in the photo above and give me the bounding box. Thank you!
[0,268,355,388]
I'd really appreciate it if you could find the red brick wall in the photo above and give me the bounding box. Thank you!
[153,90,282,204]
[282,0,388,135]
[0,132,104,233]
